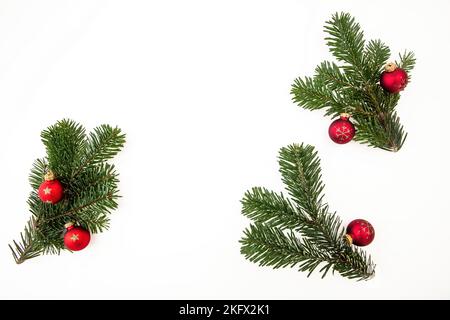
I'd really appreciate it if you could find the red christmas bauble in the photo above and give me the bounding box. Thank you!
[380,63,408,93]
[328,113,355,144]
[345,219,375,247]
[63,223,91,251]
[38,171,63,204]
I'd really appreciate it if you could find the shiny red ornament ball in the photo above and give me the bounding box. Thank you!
[328,113,355,144]
[345,219,375,247]
[38,171,63,204]
[63,223,91,251]
[380,63,408,93]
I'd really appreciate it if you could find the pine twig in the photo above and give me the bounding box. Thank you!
[291,12,415,152]
[240,143,375,280]
[10,120,125,264]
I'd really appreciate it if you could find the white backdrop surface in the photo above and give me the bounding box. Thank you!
[0,0,449,299]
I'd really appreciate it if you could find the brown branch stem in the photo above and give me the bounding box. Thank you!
[35,193,114,228]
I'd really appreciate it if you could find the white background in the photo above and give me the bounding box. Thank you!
[0,0,449,299]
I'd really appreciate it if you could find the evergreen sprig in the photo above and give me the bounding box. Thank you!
[291,12,415,152]
[9,119,126,264]
[240,144,375,280]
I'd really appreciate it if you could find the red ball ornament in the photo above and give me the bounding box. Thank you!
[38,171,63,204]
[345,219,375,247]
[63,223,91,251]
[380,63,408,93]
[328,113,355,144]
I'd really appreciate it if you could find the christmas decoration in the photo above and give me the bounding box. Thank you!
[9,119,126,264]
[240,144,375,280]
[380,63,408,93]
[63,222,91,251]
[38,171,64,204]
[345,219,375,247]
[291,12,415,152]
[328,113,355,144]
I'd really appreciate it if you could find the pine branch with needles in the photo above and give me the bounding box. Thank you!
[240,144,375,280]
[9,119,125,264]
[291,12,415,152]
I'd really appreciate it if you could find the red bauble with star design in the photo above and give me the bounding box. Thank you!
[328,113,355,144]
[63,222,91,251]
[380,62,408,93]
[345,219,375,247]
[38,171,63,204]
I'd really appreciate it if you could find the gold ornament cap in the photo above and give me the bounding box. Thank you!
[384,62,398,72]
[345,234,353,245]
[64,222,74,229]
[340,113,351,120]
[44,170,55,181]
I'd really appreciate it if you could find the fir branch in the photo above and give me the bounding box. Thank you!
[241,223,311,269]
[291,12,415,152]
[41,119,86,178]
[29,158,48,190]
[69,163,118,195]
[72,125,125,178]
[396,51,416,77]
[240,144,375,280]
[364,39,391,82]
[241,187,302,230]
[36,191,117,226]
[11,189,118,264]
[10,120,125,264]
[9,217,41,264]
[314,61,355,91]
[291,77,348,113]
[324,12,366,80]
[278,144,324,217]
